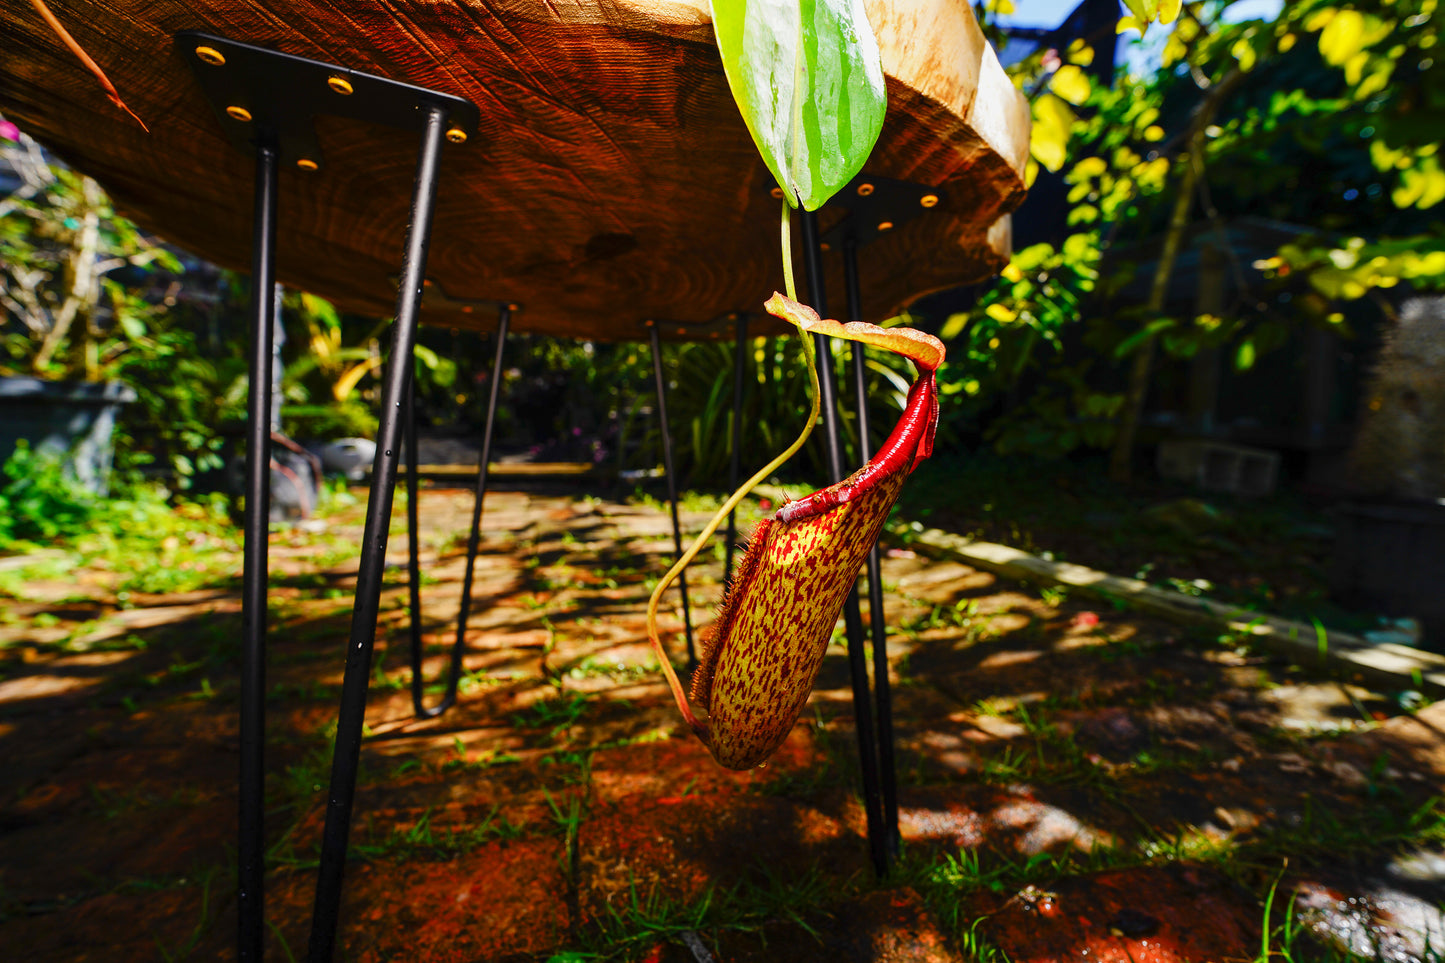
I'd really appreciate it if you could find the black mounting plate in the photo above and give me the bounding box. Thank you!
[640,312,750,341]
[384,276,522,318]
[175,31,480,169]
[819,172,941,249]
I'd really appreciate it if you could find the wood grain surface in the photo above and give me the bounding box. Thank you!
[0,0,1029,341]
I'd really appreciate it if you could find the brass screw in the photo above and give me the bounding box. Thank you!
[820,242,831,252]
[676,327,686,336]
[920,194,940,208]
[195,46,226,67]
[644,319,654,326]
[857,183,875,196]
[328,76,354,95]
[446,128,468,144]
[461,306,473,314]
[770,187,785,200]
[226,105,252,122]
[296,158,319,171]
[878,220,894,232]
[507,303,520,312]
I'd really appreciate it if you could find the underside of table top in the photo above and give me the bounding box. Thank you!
[2,0,1030,341]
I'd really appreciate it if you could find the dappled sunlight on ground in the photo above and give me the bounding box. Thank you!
[2,484,1444,961]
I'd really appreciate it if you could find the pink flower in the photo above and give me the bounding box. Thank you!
[0,120,19,142]
[1071,611,1100,629]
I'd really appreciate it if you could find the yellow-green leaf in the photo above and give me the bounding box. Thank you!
[1232,38,1257,71]
[985,303,1018,324]
[1344,50,1370,85]
[1235,339,1256,371]
[939,312,970,340]
[1030,93,1076,173]
[1072,156,1108,179]
[1395,158,1445,209]
[1163,32,1188,66]
[1319,9,1366,66]
[1051,65,1092,105]
[1356,62,1391,99]
[1304,8,1337,33]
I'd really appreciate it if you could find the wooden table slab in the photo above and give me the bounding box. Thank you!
[2,0,1029,340]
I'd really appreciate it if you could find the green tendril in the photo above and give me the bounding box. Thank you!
[646,201,821,730]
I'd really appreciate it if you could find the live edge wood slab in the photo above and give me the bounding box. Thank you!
[1,0,1030,341]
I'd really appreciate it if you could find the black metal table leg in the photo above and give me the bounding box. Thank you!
[800,209,888,878]
[407,307,511,718]
[648,323,696,667]
[404,355,425,699]
[844,236,900,858]
[238,137,279,963]
[724,314,749,583]
[307,105,449,963]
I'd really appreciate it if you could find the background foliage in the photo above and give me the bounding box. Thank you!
[3,0,1442,511]
[933,0,1443,473]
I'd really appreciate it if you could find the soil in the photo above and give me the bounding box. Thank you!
[1,482,1443,962]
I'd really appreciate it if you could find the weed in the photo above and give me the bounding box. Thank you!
[959,914,1014,963]
[154,865,218,961]
[440,737,521,773]
[1039,585,1068,608]
[565,654,655,685]
[598,727,673,751]
[349,806,525,862]
[513,692,589,739]
[573,862,837,960]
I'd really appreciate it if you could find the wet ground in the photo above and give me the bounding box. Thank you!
[2,484,1444,961]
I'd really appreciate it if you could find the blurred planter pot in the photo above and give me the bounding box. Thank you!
[1330,500,1445,650]
[0,376,137,495]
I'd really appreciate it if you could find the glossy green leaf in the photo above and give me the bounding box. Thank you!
[711,0,887,211]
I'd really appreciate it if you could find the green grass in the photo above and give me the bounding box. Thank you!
[512,692,590,738]
[349,806,525,862]
[563,863,839,961]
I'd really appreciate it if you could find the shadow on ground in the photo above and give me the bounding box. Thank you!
[1,486,1443,961]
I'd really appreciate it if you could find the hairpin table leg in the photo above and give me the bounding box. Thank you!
[724,314,749,583]
[648,324,696,667]
[844,236,900,858]
[801,210,888,878]
[238,136,279,963]
[407,307,511,718]
[307,104,449,963]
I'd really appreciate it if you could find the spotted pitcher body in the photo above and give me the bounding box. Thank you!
[671,296,944,769]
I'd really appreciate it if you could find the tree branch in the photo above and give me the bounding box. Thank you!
[1108,67,1247,483]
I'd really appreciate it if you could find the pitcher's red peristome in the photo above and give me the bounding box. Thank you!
[686,295,944,769]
